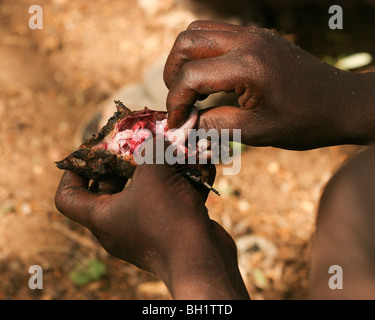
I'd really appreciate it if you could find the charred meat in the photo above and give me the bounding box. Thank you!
[55,101,219,194]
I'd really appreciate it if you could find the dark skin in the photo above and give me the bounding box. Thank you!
[56,21,375,299]
[310,146,375,299]
[164,21,375,149]
[55,139,250,299]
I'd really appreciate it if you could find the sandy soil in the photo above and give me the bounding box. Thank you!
[0,0,372,300]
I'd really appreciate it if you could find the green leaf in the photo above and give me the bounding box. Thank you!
[229,141,247,155]
[70,259,107,286]
[88,259,107,280]
[253,268,269,290]
[0,203,15,218]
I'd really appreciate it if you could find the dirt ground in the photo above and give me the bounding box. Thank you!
[0,0,373,300]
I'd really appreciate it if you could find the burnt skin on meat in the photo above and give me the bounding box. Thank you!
[55,101,219,194]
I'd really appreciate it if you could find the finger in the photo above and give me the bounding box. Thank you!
[166,106,198,145]
[164,29,239,89]
[97,177,128,194]
[199,106,273,146]
[55,171,102,228]
[166,55,239,128]
[188,20,247,32]
[198,106,243,133]
[197,106,251,144]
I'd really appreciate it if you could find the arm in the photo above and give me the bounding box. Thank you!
[310,146,375,299]
[164,20,375,150]
[55,165,249,300]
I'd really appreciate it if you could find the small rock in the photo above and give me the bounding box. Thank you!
[267,161,280,175]
[237,235,278,265]
[300,200,314,212]
[20,203,32,215]
[216,178,232,197]
[137,281,169,296]
[237,199,251,213]
[137,0,174,16]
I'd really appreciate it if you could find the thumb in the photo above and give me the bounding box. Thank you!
[55,171,103,229]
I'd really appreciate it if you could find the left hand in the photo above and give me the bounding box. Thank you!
[55,158,249,299]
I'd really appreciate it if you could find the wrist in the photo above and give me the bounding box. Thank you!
[156,222,249,299]
[166,245,249,300]
[331,71,375,145]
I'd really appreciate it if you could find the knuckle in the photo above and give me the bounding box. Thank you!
[174,30,207,57]
[187,20,206,30]
[179,63,195,87]
[174,30,191,52]
[179,62,205,92]
[199,112,217,131]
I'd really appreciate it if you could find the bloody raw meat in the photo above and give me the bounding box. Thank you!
[55,101,219,194]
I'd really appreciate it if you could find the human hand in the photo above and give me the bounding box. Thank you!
[164,20,375,150]
[55,141,249,299]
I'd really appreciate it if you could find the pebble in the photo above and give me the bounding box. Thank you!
[237,235,278,263]
[237,199,251,213]
[137,0,174,16]
[20,203,32,215]
[300,200,314,212]
[267,161,280,175]
[216,178,232,197]
[137,281,169,296]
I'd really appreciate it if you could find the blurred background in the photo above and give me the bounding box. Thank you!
[0,0,374,300]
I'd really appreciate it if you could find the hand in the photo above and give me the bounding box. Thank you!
[164,20,375,150]
[55,155,249,299]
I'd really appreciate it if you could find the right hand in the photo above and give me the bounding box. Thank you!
[164,20,375,150]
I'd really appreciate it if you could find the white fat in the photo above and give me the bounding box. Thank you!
[132,129,151,142]
[155,119,168,135]
[198,150,212,162]
[165,106,198,145]
[197,139,210,151]
[107,129,134,152]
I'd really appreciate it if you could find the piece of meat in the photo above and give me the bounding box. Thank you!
[55,101,219,194]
